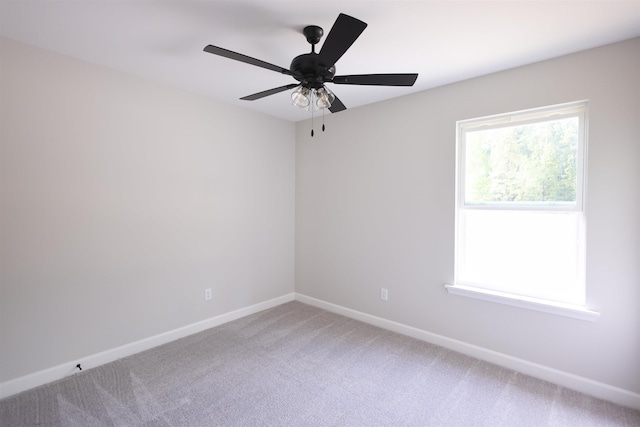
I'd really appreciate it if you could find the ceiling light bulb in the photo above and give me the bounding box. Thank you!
[291,86,311,108]
[316,86,335,109]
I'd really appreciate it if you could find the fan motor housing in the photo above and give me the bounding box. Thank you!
[290,53,335,89]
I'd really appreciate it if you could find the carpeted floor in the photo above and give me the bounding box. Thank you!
[1,301,639,426]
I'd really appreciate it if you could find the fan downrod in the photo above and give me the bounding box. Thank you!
[290,25,334,87]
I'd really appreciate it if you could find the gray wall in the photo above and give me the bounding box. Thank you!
[296,38,640,394]
[2,35,639,397]
[0,38,296,382]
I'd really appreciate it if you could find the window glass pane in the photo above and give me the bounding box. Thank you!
[464,117,579,206]
[457,209,585,305]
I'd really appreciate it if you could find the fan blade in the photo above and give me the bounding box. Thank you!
[328,95,346,113]
[333,74,418,86]
[240,84,299,101]
[318,14,367,68]
[204,45,292,75]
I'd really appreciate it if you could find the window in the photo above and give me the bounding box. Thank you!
[447,101,598,319]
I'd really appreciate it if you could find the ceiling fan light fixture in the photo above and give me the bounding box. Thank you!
[204,13,418,119]
[316,86,335,109]
[291,85,311,108]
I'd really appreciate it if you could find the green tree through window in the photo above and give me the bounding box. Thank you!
[465,117,578,204]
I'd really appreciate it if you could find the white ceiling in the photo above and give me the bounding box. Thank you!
[1,1,639,122]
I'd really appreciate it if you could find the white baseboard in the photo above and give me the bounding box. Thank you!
[4,292,638,410]
[0,293,295,400]
[295,293,640,410]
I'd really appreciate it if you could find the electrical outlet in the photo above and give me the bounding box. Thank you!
[204,288,212,301]
[380,288,389,301]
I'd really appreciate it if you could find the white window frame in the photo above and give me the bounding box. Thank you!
[446,101,599,321]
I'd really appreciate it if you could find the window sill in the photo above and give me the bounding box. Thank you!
[444,283,600,321]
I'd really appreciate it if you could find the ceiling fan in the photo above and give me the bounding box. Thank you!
[203,13,418,114]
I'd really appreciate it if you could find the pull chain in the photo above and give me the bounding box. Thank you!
[311,90,315,137]
[322,108,326,132]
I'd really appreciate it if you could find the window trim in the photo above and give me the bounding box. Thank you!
[451,101,598,319]
[444,283,600,321]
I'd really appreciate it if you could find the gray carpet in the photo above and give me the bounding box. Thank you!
[1,301,639,426]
